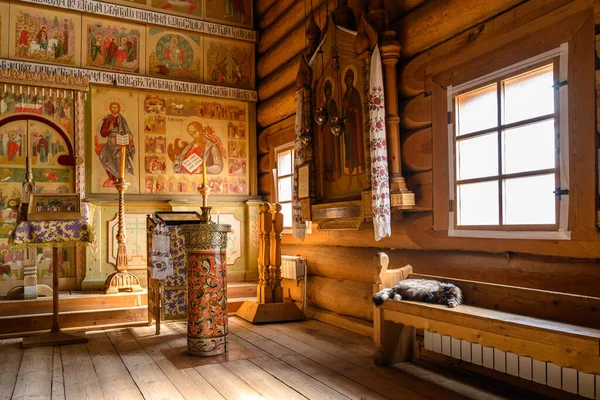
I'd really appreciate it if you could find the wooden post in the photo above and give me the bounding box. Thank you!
[270,203,284,303]
[236,201,304,323]
[257,203,273,303]
[370,1,414,208]
[22,245,88,348]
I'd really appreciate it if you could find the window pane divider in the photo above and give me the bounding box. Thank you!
[456,113,555,141]
[456,168,556,185]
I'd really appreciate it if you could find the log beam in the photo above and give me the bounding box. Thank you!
[257,84,298,128]
[401,127,432,172]
[394,0,525,59]
[259,0,298,32]
[398,0,572,97]
[257,0,333,80]
[400,93,431,130]
[259,0,334,54]
[282,245,600,298]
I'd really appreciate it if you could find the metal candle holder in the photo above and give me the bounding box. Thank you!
[198,183,212,223]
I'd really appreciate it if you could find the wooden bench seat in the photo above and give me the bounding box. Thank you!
[373,252,600,375]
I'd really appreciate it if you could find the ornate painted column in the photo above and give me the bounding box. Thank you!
[180,223,231,357]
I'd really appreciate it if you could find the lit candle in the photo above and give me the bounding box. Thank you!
[217,211,220,224]
[119,146,126,179]
[202,159,207,186]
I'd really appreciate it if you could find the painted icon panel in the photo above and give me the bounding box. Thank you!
[82,17,145,74]
[150,0,202,20]
[0,2,9,58]
[29,119,75,194]
[90,86,140,194]
[10,4,81,67]
[147,27,202,83]
[204,36,254,90]
[204,0,252,29]
[140,92,249,196]
[0,86,75,138]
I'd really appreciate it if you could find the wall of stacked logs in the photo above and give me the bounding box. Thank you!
[256,0,600,331]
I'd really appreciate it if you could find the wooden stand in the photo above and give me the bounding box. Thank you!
[22,246,88,348]
[237,203,305,323]
[180,223,231,356]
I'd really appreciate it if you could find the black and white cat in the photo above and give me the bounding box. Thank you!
[373,279,463,308]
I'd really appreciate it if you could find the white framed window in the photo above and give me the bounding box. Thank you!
[447,44,570,240]
[274,143,294,229]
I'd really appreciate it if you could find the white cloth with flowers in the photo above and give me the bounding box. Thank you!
[151,221,173,279]
[368,45,392,241]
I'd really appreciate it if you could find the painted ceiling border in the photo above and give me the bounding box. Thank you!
[16,0,257,43]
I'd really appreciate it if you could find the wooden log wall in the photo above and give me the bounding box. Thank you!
[256,0,600,328]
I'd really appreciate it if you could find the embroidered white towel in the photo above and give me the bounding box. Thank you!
[151,221,173,279]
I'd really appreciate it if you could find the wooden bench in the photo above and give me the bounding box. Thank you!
[373,252,600,375]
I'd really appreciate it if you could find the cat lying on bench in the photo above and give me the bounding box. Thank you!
[373,279,463,308]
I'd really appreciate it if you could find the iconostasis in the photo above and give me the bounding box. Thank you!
[0,0,258,293]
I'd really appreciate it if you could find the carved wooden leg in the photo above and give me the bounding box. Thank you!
[374,308,413,365]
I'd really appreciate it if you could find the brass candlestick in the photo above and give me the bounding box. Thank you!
[198,184,212,223]
[104,147,143,294]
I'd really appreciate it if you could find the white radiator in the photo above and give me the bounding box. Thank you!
[424,331,599,399]
[281,255,306,280]
[281,255,307,314]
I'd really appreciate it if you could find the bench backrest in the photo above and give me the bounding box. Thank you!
[408,273,600,329]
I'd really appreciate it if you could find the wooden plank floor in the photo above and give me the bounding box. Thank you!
[0,317,523,400]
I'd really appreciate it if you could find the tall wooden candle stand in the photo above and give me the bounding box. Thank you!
[236,202,305,323]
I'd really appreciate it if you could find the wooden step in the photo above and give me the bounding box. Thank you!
[0,306,148,337]
[0,291,147,316]
[227,282,257,298]
[0,284,258,337]
[228,296,257,314]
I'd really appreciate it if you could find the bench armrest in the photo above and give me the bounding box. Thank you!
[373,252,413,294]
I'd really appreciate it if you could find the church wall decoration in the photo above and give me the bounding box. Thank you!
[149,0,202,21]
[107,213,147,269]
[140,91,249,195]
[0,58,256,102]
[0,1,9,58]
[218,212,241,266]
[313,25,369,203]
[90,86,140,194]
[0,85,77,282]
[82,17,145,75]
[204,36,254,90]
[146,26,203,83]
[107,0,147,10]
[9,4,82,67]
[204,0,252,30]
[16,0,256,42]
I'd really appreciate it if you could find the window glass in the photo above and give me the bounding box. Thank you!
[457,181,499,226]
[456,133,498,181]
[503,65,554,124]
[503,174,556,225]
[502,119,555,174]
[456,83,497,136]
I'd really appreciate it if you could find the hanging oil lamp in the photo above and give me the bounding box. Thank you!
[329,52,345,137]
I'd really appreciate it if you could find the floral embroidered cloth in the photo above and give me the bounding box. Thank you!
[10,202,94,248]
[151,221,173,280]
[292,94,308,241]
[368,45,391,241]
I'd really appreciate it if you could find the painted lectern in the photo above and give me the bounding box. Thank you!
[180,181,231,356]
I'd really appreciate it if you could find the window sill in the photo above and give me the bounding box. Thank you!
[448,229,571,241]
